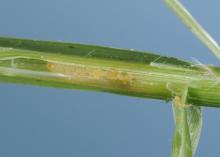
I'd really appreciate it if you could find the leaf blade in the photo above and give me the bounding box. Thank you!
[172,96,192,157]
[172,95,202,157]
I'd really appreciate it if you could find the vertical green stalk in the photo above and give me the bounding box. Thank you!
[164,0,207,156]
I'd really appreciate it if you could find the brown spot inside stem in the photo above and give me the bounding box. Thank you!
[47,62,137,90]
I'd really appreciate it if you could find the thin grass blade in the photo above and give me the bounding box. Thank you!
[165,0,220,60]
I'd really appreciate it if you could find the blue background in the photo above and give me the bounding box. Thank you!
[0,0,220,156]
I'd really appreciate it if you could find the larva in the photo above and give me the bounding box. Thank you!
[47,61,137,89]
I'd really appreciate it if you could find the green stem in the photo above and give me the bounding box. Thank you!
[0,37,220,107]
